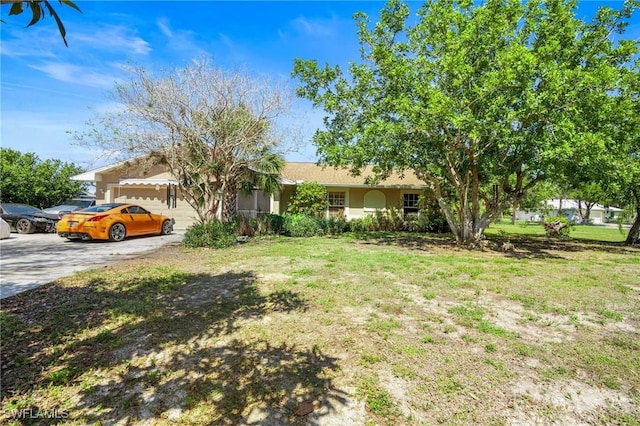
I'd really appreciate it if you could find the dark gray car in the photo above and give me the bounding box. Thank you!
[0,203,60,234]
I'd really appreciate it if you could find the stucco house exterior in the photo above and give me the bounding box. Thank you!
[72,160,427,229]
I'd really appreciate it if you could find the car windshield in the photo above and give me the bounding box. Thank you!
[1,204,43,214]
[62,199,94,208]
[51,205,80,210]
[82,203,124,213]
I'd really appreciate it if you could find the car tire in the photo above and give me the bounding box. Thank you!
[108,223,126,242]
[16,218,35,234]
[161,219,173,235]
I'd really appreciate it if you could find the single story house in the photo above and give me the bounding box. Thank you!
[515,199,624,224]
[72,159,428,229]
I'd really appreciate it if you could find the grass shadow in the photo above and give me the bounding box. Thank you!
[497,234,639,259]
[0,268,345,424]
[346,231,639,260]
[77,340,346,425]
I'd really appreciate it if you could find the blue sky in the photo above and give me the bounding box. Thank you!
[1,1,639,170]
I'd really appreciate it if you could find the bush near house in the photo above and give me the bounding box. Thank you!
[283,214,325,237]
[320,216,350,235]
[286,182,329,217]
[184,207,449,247]
[186,214,288,247]
[183,220,238,248]
[236,214,286,237]
[281,214,351,237]
[349,207,450,234]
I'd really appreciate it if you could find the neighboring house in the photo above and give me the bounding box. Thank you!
[72,160,427,228]
[515,199,623,224]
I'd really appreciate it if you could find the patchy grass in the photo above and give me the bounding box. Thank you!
[1,232,639,425]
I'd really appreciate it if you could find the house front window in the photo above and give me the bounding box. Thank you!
[403,193,420,215]
[327,191,345,217]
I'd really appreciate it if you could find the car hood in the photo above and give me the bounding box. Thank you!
[32,212,60,221]
[44,205,79,214]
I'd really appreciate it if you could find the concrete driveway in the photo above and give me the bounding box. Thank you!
[0,231,184,299]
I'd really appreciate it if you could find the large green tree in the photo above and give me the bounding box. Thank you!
[561,53,640,243]
[0,148,85,208]
[76,58,292,223]
[293,0,639,245]
[603,61,640,245]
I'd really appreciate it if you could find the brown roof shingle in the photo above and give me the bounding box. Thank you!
[281,163,426,188]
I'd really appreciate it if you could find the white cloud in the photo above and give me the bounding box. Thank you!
[71,25,151,55]
[29,62,121,89]
[0,24,62,58]
[155,17,207,58]
[0,23,150,58]
[218,33,234,50]
[156,17,173,38]
[290,16,337,37]
[1,80,98,103]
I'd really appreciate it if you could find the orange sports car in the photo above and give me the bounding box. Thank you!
[57,203,174,242]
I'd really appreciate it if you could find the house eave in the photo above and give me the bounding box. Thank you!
[71,157,146,182]
[118,178,179,187]
[281,181,427,189]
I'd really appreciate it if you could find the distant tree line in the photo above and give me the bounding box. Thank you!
[0,148,86,208]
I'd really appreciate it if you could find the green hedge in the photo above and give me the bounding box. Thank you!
[349,208,449,233]
[183,208,450,248]
[283,214,324,237]
[183,220,238,248]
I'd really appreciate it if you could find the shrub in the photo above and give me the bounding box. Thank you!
[411,212,450,233]
[346,208,449,234]
[417,195,450,233]
[267,214,286,235]
[318,216,350,235]
[385,207,404,231]
[183,220,238,248]
[349,218,367,233]
[283,214,324,237]
[287,182,329,217]
[232,213,287,237]
[236,214,256,237]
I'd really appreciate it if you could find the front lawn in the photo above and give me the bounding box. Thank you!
[1,232,638,425]
[486,220,629,242]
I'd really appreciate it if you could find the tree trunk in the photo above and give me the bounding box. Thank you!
[429,169,514,246]
[577,200,594,220]
[558,198,563,216]
[435,196,490,245]
[578,200,583,219]
[626,206,640,245]
[222,182,238,222]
